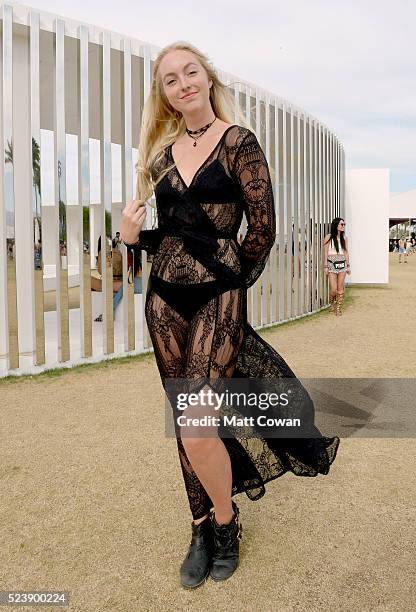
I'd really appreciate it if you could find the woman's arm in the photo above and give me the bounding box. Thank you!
[121,198,162,257]
[232,130,276,288]
[323,233,331,271]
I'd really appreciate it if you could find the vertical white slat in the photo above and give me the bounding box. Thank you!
[338,141,341,216]
[334,136,337,217]
[287,106,293,318]
[30,11,46,365]
[100,30,114,354]
[329,134,335,226]
[141,44,153,350]
[292,109,299,317]
[328,129,331,299]
[340,146,342,215]
[338,137,340,215]
[121,37,135,353]
[327,128,331,303]
[340,143,342,216]
[234,79,239,123]
[269,96,277,324]
[316,123,320,310]
[281,102,288,320]
[245,83,251,131]
[54,18,70,362]
[312,120,318,312]
[304,113,312,312]
[324,128,332,303]
[334,137,337,217]
[335,139,337,214]
[317,123,323,309]
[341,147,345,218]
[338,142,341,217]
[299,112,305,315]
[323,127,327,304]
[1,4,19,371]
[277,102,285,321]
[322,126,327,304]
[317,124,324,308]
[78,24,92,358]
[339,143,342,217]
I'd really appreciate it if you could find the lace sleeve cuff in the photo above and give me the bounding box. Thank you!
[124,228,163,256]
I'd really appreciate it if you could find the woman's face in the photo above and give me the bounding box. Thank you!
[337,220,345,231]
[158,50,212,117]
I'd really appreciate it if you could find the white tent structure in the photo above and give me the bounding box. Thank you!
[389,190,416,235]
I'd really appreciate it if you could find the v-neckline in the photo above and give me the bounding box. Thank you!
[169,124,237,191]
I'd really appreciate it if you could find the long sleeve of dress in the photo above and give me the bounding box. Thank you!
[232,130,276,289]
[123,228,163,257]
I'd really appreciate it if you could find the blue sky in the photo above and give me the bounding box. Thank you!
[15,0,416,194]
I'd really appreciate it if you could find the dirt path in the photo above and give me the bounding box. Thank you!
[1,253,415,611]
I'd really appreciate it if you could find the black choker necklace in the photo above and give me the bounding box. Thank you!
[185,117,217,147]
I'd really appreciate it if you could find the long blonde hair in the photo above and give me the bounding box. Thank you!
[135,41,249,206]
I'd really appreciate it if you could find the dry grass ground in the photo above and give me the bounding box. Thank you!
[1,253,415,611]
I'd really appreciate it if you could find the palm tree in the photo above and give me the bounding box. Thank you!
[5,139,13,165]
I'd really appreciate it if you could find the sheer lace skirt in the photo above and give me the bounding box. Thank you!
[145,278,340,520]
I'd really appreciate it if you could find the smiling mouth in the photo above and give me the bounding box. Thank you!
[182,92,197,99]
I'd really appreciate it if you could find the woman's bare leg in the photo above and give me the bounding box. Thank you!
[337,271,347,293]
[145,291,215,524]
[328,272,337,302]
[180,407,234,526]
[181,289,244,526]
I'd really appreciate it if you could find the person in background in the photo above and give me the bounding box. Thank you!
[112,244,143,314]
[112,231,122,249]
[398,237,407,263]
[94,246,142,322]
[323,218,350,316]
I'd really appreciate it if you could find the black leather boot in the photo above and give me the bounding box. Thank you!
[209,500,242,581]
[180,515,214,589]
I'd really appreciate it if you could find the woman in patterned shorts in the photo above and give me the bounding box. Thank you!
[323,218,351,316]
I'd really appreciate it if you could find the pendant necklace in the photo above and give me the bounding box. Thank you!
[185,116,217,147]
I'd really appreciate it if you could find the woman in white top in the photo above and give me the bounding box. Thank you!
[323,218,350,315]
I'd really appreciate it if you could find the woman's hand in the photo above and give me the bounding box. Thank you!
[324,266,329,276]
[120,199,147,245]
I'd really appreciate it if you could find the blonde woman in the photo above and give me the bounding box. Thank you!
[121,41,339,589]
[323,218,350,315]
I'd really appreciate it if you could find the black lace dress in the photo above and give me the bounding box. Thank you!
[126,124,340,520]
